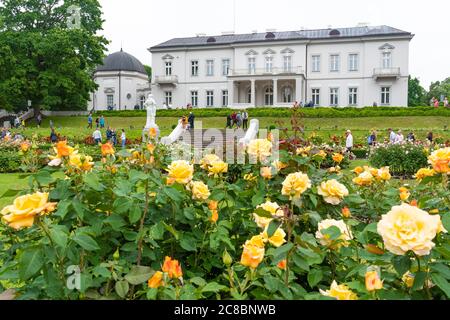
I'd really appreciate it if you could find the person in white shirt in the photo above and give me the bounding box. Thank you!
[121,129,126,148]
[388,128,397,144]
[396,130,404,144]
[345,130,353,153]
[93,129,102,144]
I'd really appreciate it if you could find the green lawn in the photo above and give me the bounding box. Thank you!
[0,173,28,209]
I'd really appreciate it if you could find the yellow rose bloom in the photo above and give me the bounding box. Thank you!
[377,204,448,256]
[402,272,415,288]
[240,239,265,269]
[296,146,311,157]
[187,181,210,201]
[253,201,282,229]
[428,147,450,173]
[341,207,351,218]
[316,219,353,248]
[247,234,266,248]
[20,141,31,152]
[148,271,164,289]
[244,173,257,182]
[247,139,272,162]
[365,271,383,291]
[208,160,228,176]
[315,150,327,159]
[101,142,115,156]
[272,160,288,172]
[353,166,364,174]
[262,227,287,247]
[414,168,436,181]
[317,179,349,205]
[319,281,358,300]
[69,154,94,172]
[200,154,220,170]
[332,153,344,163]
[376,167,391,181]
[54,141,75,158]
[1,192,57,230]
[353,171,374,186]
[260,166,273,180]
[282,172,311,199]
[399,187,410,201]
[166,160,194,185]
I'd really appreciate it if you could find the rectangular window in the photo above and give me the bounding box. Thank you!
[283,56,292,72]
[248,57,256,74]
[330,54,340,72]
[191,60,199,76]
[222,90,228,107]
[165,91,172,106]
[348,54,359,71]
[265,56,273,73]
[191,91,198,107]
[312,89,320,106]
[206,90,214,107]
[348,88,358,105]
[330,88,339,106]
[106,94,114,107]
[381,87,390,105]
[165,62,172,76]
[382,52,392,69]
[222,59,230,76]
[206,60,214,76]
[312,55,321,72]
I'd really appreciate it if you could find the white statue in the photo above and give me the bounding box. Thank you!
[143,94,160,141]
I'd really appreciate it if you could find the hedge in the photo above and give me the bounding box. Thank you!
[94,106,450,118]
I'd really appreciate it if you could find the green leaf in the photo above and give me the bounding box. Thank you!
[19,247,44,280]
[307,269,323,288]
[49,225,68,248]
[267,220,281,237]
[129,169,148,183]
[253,207,273,218]
[320,226,342,241]
[124,266,152,285]
[113,179,133,197]
[273,243,294,259]
[251,191,264,207]
[411,271,426,291]
[54,199,71,219]
[129,205,142,224]
[430,263,450,280]
[72,234,100,251]
[113,198,133,214]
[431,273,450,298]
[442,214,450,233]
[201,282,227,293]
[162,222,179,240]
[104,214,126,231]
[146,288,158,300]
[34,171,55,185]
[164,187,183,202]
[392,255,411,276]
[0,188,24,198]
[115,280,129,298]
[180,234,198,252]
[292,252,309,271]
[84,173,106,192]
[116,149,132,158]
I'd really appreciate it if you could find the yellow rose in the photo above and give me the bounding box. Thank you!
[377,204,447,256]
[320,281,358,300]
[353,166,364,174]
[332,153,344,163]
[282,172,311,199]
[272,160,288,172]
[317,179,349,205]
[1,192,57,230]
[208,160,228,176]
[262,227,287,247]
[399,187,410,201]
[315,150,327,159]
[428,147,450,173]
[376,167,391,181]
[402,272,415,288]
[244,173,257,182]
[54,141,75,158]
[260,166,273,180]
[187,181,210,201]
[315,219,353,248]
[247,139,272,162]
[341,207,351,218]
[352,171,374,186]
[414,168,436,181]
[365,270,383,291]
[253,201,282,229]
[200,154,220,170]
[296,146,311,157]
[148,271,164,289]
[166,160,194,184]
[20,141,31,152]
[240,239,265,269]
[69,154,94,171]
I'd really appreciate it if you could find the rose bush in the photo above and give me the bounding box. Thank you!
[0,133,449,300]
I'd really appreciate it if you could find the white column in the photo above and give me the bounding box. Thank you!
[228,80,234,108]
[295,77,303,104]
[251,80,256,108]
[273,79,278,106]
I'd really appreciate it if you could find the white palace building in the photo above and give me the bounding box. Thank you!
[149,25,414,108]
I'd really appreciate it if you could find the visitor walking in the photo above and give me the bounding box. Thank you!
[430,97,436,107]
[36,113,42,128]
[368,130,377,146]
[388,128,397,144]
[99,115,105,129]
[95,117,100,128]
[444,97,449,108]
[14,116,20,128]
[407,131,416,143]
[226,114,232,129]
[111,129,117,145]
[396,130,404,144]
[93,128,102,144]
[236,112,242,129]
[49,120,54,129]
[87,113,93,129]
[345,130,353,153]
[106,126,112,141]
[50,128,58,143]
[121,129,126,148]
[231,112,237,128]
[188,112,195,130]
[242,110,249,130]
[434,99,439,108]
[427,131,433,144]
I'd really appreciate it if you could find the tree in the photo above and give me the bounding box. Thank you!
[427,78,450,104]
[144,65,152,83]
[408,76,427,106]
[0,0,108,113]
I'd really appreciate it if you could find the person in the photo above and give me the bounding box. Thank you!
[226,114,232,129]
[430,97,435,107]
[21,119,25,127]
[14,116,20,128]
[99,115,105,129]
[396,130,404,144]
[388,128,397,144]
[231,112,237,128]
[121,129,126,148]
[87,113,93,129]
[427,131,433,144]
[236,112,242,129]
[434,99,439,108]
[368,131,376,146]
[188,112,195,130]
[106,126,112,141]
[345,130,353,153]
[444,97,449,108]
[293,101,299,108]
[407,131,415,143]
[50,128,58,143]
[242,110,249,130]
[111,129,117,145]
[95,117,100,128]
[93,128,102,144]
[373,101,378,107]
[36,113,42,127]
[49,119,54,129]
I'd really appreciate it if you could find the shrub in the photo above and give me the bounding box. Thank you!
[353,148,369,159]
[0,150,21,173]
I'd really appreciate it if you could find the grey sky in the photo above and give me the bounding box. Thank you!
[99,0,449,88]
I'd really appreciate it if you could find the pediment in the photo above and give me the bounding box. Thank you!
[281,47,294,54]
[162,54,175,60]
[379,43,395,50]
[245,49,258,56]
[263,48,276,55]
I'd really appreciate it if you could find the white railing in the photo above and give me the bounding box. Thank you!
[373,67,401,78]
[229,66,304,76]
[155,75,179,84]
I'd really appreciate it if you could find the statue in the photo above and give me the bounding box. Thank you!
[142,94,160,141]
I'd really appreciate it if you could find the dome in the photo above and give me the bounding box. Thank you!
[96,50,147,74]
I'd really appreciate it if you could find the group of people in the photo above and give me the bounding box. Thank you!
[87,114,106,129]
[226,111,249,129]
[87,114,127,147]
[430,97,449,108]
[180,112,195,130]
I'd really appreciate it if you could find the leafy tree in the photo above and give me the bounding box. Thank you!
[0,0,108,113]
[427,77,450,104]
[144,65,152,82]
[408,76,427,107]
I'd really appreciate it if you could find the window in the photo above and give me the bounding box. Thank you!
[206,90,214,107]
[348,54,359,71]
[348,88,358,105]
[191,91,198,107]
[264,87,274,106]
[248,57,256,74]
[206,60,214,76]
[107,94,114,107]
[381,87,390,105]
[282,87,292,103]
[283,56,292,72]
[165,62,172,76]
[140,96,146,109]
[191,60,199,76]
[265,56,273,73]
[312,89,320,106]
[382,52,392,69]
[330,54,340,72]
[222,59,230,76]
[247,88,252,103]
[312,55,321,72]
[222,90,228,106]
[165,91,172,106]
[330,88,339,106]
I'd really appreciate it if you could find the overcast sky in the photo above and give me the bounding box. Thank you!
[98,0,449,88]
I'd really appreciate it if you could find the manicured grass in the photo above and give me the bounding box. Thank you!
[0,173,28,209]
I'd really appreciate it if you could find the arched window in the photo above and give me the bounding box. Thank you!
[264,87,274,105]
[247,88,252,103]
[282,86,292,103]
[140,96,146,109]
